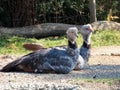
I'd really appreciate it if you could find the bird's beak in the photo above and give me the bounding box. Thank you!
[88,27,94,32]
[89,26,94,32]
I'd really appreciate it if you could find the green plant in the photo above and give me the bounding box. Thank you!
[0,30,120,55]
[92,30,120,47]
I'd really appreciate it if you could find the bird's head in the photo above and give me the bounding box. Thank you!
[80,24,94,44]
[66,27,78,44]
[80,24,94,36]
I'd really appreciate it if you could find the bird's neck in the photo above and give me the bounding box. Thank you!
[82,41,91,49]
[68,40,78,49]
[84,33,92,44]
[82,33,92,48]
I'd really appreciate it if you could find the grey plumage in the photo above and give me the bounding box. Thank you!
[1,27,79,74]
[80,45,91,64]
[74,24,93,70]
[22,24,93,70]
[79,24,93,67]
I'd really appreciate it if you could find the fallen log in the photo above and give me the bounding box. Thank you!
[0,21,120,38]
[0,23,76,38]
[91,21,120,31]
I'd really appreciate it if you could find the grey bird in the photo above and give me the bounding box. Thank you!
[23,24,93,70]
[1,27,79,74]
[74,24,93,70]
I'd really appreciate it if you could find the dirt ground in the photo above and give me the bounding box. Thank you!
[0,46,120,90]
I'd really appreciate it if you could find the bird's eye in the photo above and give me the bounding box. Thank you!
[85,28,91,31]
[86,27,93,32]
[86,28,89,30]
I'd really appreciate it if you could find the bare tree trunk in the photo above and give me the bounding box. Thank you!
[89,0,97,23]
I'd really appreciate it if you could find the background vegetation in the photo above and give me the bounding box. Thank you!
[0,0,119,27]
[0,0,119,54]
[0,30,120,55]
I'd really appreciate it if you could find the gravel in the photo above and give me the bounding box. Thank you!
[0,46,120,90]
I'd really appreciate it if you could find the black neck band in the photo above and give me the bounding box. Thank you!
[68,41,77,49]
[83,41,91,49]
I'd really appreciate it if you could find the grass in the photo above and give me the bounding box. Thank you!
[0,30,120,55]
[92,30,120,47]
[70,78,120,86]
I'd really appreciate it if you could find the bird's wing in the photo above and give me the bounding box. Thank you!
[1,49,51,72]
[42,53,73,74]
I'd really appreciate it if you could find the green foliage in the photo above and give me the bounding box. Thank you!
[0,35,34,55]
[0,6,9,26]
[92,30,120,47]
[0,30,120,55]
[35,0,87,24]
[96,0,120,21]
[0,0,119,27]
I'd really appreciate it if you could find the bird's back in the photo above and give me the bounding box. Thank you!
[1,47,79,74]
